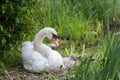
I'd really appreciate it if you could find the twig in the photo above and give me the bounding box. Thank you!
[4,70,13,80]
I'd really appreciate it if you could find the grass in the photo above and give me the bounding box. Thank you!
[0,0,120,79]
[74,33,120,80]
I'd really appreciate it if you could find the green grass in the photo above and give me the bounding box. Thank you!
[73,33,120,80]
[0,0,120,79]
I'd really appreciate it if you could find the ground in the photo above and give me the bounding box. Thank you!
[0,63,76,80]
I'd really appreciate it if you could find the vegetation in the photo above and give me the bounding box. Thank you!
[0,0,120,79]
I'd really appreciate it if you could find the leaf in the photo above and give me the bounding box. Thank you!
[10,2,14,10]
[118,71,120,80]
[1,38,6,46]
[50,75,56,80]
[0,25,4,32]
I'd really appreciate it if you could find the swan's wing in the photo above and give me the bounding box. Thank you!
[22,41,34,58]
[46,50,66,70]
[22,41,46,62]
[22,41,33,48]
[22,42,49,72]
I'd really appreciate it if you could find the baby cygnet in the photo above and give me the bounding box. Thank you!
[63,54,77,68]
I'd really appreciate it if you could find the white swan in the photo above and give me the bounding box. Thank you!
[21,27,66,73]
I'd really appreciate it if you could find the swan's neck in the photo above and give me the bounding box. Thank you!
[33,31,46,52]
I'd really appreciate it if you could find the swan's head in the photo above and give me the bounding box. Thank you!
[41,27,59,46]
[70,54,77,61]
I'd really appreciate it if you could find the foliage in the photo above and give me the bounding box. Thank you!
[74,33,120,80]
[0,0,41,66]
[96,33,120,80]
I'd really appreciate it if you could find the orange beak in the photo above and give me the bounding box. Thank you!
[52,38,59,46]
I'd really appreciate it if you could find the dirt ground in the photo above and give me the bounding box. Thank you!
[0,64,76,80]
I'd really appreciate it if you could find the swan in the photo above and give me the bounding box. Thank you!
[21,27,66,73]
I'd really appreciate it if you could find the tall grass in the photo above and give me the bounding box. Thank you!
[74,33,120,80]
[17,0,119,43]
[97,33,120,80]
[39,0,106,44]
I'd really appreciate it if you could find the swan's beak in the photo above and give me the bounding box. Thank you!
[52,38,59,46]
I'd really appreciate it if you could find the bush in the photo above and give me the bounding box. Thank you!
[0,0,41,66]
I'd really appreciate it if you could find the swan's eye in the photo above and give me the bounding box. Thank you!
[52,33,58,39]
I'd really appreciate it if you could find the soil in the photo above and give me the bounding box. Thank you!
[0,64,76,80]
